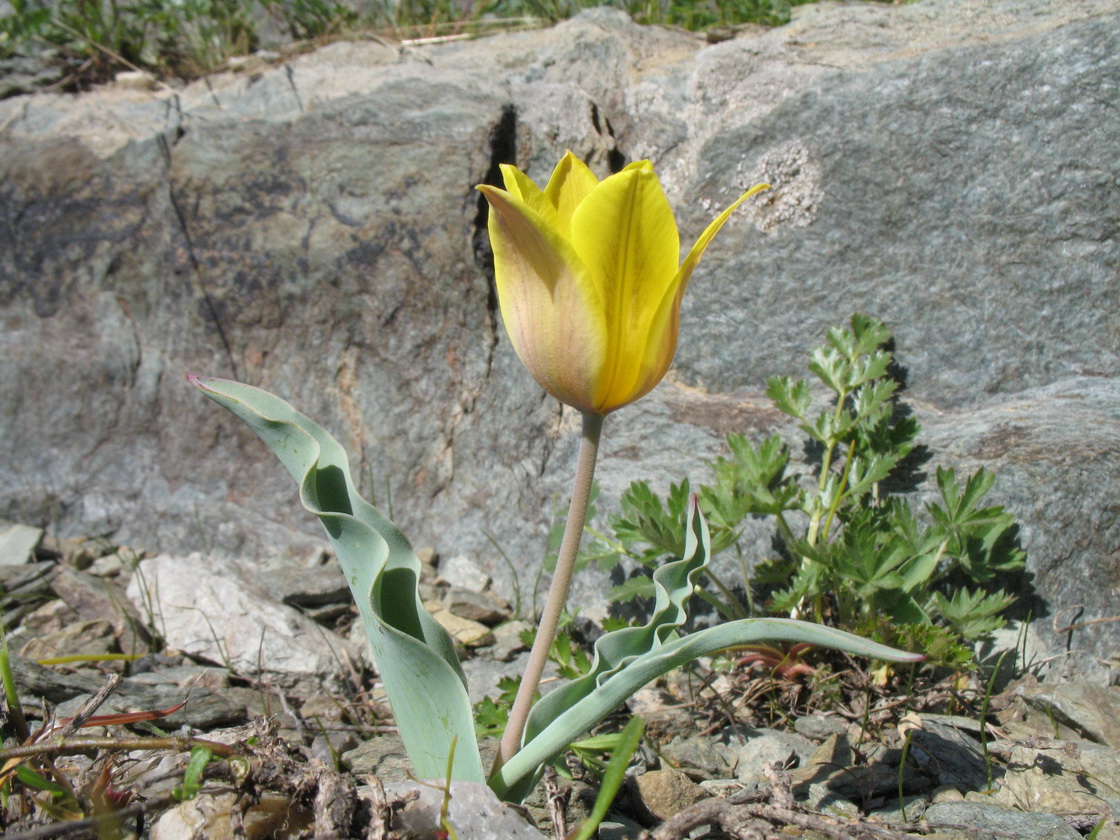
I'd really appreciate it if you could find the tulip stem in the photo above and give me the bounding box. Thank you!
[496,410,604,771]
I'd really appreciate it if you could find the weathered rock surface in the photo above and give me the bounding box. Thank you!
[383,780,549,840]
[0,522,42,566]
[1,0,1118,672]
[125,552,361,693]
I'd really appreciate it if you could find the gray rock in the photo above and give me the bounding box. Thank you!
[126,553,362,694]
[5,652,105,703]
[54,679,247,730]
[0,523,42,565]
[662,734,736,781]
[490,619,533,661]
[907,719,989,792]
[867,793,931,825]
[632,767,708,823]
[4,651,245,728]
[1,0,1118,671]
[51,566,152,654]
[382,780,548,840]
[1018,682,1120,749]
[597,816,644,840]
[460,649,558,706]
[733,728,816,783]
[444,587,511,625]
[438,556,494,594]
[986,740,1120,817]
[924,801,1081,840]
[0,52,64,99]
[0,560,56,627]
[795,733,924,801]
[793,714,849,742]
[269,562,350,608]
[18,618,117,660]
[341,734,413,783]
[150,791,309,840]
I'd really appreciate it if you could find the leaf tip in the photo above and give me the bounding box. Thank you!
[188,374,234,393]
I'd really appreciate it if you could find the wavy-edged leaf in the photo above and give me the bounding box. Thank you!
[491,499,922,800]
[191,376,483,782]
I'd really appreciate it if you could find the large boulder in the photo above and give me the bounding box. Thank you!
[1,0,1117,675]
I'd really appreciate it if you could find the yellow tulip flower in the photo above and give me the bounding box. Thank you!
[478,151,768,415]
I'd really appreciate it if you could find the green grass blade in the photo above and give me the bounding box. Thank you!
[568,716,644,840]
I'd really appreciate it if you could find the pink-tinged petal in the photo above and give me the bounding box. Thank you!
[568,165,680,413]
[543,151,599,236]
[478,184,608,413]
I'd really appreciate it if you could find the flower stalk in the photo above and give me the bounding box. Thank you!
[497,410,603,769]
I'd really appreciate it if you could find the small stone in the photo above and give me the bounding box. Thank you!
[19,618,116,661]
[87,551,127,577]
[699,779,748,801]
[437,555,491,592]
[986,741,1120,816]
[311,730,360,763]
[662,735,736,781]
[522,777,597,834]
[924,801,1081,840]
[794,713,849,741]
[425,602,493,646]
[53,567,151,654]
[126,665,231,691]
[0,524,42,566]
[341,734,413,782]
[1019,682,1120,750]
[300,694,347,722]
[628,687,677,715]
[460,650,558,706]
[151,791,311,840]
[272,563,350,607]
[0,561,56,607]
[801,783,860,818]
[907,718,988,791]
[794,733,919,799]
[113,70,157,91]
[627,686,697,739]
[126,553,362,695]
[734,729,816,783]
[416,547,439,580]
[597,816,644,840]
[303,546,332,567]
[633,767,707,823]
[490,620,532,661]
[383,779,549,840]
[867,793,930,824]
[444,587,510,625]
[931,785,966,803]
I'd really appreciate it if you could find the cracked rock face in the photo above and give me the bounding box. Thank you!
[1,1,1119,674]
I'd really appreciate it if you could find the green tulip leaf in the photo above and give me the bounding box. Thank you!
[490,499,922,801]
[191,376,483,783]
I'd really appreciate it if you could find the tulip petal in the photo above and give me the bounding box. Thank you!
[569,165,680,412]
[544,152,599,237]
[478,184,608,413]
[501,164,560,230]
[676,182,769,294]
[633,183,771,407]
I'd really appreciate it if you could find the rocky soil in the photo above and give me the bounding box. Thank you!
[3,526,1120,839]
[2,0,1119,836]
[1,0,1118,679]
